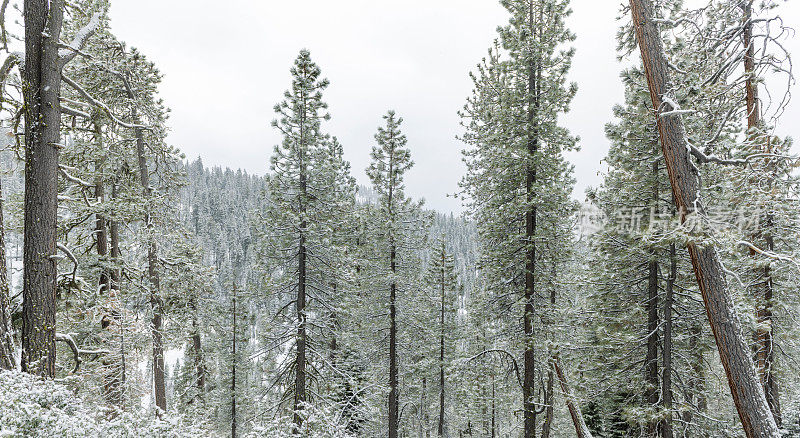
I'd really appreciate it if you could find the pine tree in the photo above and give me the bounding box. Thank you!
[460,1,577,435]
[366,110,428,438]
[261,49,357,430]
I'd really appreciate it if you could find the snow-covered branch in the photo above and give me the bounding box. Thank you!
[58,12,101,68]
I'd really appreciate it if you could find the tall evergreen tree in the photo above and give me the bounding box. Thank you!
[262,49,356,431]
[366,110,428,438]
[460,1,577,435]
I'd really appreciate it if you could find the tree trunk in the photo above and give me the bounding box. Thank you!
[660,243,675,438]
[627,0,780,435]
[294,227,307,429]
[553,354,593,438]
[132,106,166,413]
[645,262,659,436]
[741,1,780,426]
[21,0,64,379]
[419,376,426,438]
[107,182,125,407]
[523,2,540,436]
[0,170,14,370]
[389,240,399,438]
[231,288,237,438]
[541,265,556,438]
[94,120,123,408]
[438,251,446,437]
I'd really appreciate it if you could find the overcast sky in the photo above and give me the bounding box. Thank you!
[108,1,799,214]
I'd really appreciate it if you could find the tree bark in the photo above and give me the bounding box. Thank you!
[21,0,64,379]
[627,0,780,436]
[0,170,14,370]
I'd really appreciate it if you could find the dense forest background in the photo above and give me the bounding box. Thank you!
[0,0,799,437]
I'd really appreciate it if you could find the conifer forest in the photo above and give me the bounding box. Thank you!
[2,0,800,437]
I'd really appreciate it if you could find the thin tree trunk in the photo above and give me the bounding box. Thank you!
[294,227,307,429]
[438,250,446,437]
[0,170,14,370]
[741,1,780,426]
[541,264,556,438]
[553,354,593,438]
[21,0,64,379]
[419,376,426,438]
[660,243,675,438]
[645,161,660,436]
[627,0,780,435]
[231,287,237,438]
[132,106,166,413]
[94,120,123,408]
[491,371,497,438]
[108,183,125,406]
[389,239,399,438]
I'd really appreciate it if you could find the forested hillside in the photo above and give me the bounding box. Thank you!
[1,0,799,437]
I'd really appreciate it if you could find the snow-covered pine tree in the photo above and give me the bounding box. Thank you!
[260,49,357,430]
[422,237,459,437]
[366,110,429,438]
[460,1,577,435]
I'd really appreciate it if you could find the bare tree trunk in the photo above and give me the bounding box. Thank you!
[660,243,675,438]
[553,354,593,438]
[21,0,64,379]
[389,239,399,438]
[0,171,14,370]
[741,1,781,426]
[627,0,780,435]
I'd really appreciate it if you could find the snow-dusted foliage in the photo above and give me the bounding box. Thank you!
[245,404,356,438]
[0,371,212,437]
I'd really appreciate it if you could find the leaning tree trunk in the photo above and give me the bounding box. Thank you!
[627,0,780,436]
[132,106,166,413]
[553,354,593,438]
[741,0,780,426]
[0,171,14,370]
[21,0,64,378]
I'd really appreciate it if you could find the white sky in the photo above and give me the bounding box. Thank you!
[108,1,800,214]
